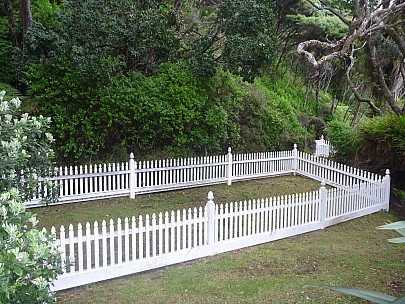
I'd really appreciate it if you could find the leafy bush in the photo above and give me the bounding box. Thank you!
[32,0,61,29]
[218,0,276,82]
[326,119,356,162]
[98,62,212,156]
[203,69,285,153]
[0,91,62,303]
[356,114,405,171]
[0,19,16,83]
[255,75,315,151]
[26,60,103,160]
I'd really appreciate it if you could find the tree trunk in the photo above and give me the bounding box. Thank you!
[3,0,19,47]
[305,75,312,106]
[19,0,33,48]
[368,36,402,114]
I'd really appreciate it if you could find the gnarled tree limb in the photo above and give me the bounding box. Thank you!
[297,0,405,115]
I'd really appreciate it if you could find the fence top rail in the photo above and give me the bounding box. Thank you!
[49,155,296,179]
[48,170,131,181]
[297,151,382,182]
[232,155,294,165]
[136,161,228,171]
[55,162,129,173]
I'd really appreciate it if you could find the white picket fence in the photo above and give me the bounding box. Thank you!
[27,148,297,207]
[48,173,390,291]
[29,144,390,291]
[315,135,333,157]
[27,145,376,208]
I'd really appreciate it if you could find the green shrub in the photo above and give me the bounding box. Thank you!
[254,75,315,151]
[26,58,117,161]
[0,19,16,83]
[32,0,61,29]
[356,114,405,171]
[326,119,356,162]
[97,62,228,157]
[0,91,62,303]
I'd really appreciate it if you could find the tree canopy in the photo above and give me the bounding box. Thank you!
[297,0,405,115]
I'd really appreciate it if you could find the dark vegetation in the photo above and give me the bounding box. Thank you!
[0,0,404,214]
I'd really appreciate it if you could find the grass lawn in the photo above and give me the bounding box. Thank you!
[32,175,405,303]
[34,175,322,230]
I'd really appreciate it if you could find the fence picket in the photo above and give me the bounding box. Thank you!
[117,218,122,264]
[102,220,107,267]
[145,215,150,258]
[94,221,99,269]
[152,214,157,257]
[139,215,144,259]
[158,212,163,256]
[59,225,66,270]
[124,218,129,262]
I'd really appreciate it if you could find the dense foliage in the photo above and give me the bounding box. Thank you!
[0,0,404,200]
[4,0,293,161]
[0,91,62,303]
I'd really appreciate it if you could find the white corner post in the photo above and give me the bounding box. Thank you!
[206,191,216,248]
[319,180,327,228]
[227,147,233,185]
[129,153,137,199]
[292,144,298,176]
[383,169,391,211]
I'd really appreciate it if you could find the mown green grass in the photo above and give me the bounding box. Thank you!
[32,175,404,303]
[34,175,321,230]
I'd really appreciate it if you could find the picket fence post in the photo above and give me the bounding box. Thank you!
[227,147,233,185]
[319,180,327,228]
[383,169,391,211]
[292,144,298,175]
[129,153,137,199]
[206,191,216,248]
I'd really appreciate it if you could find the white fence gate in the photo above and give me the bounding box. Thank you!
[315,135,333,157]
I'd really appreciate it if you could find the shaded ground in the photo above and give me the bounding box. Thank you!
[391,192,405,218]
